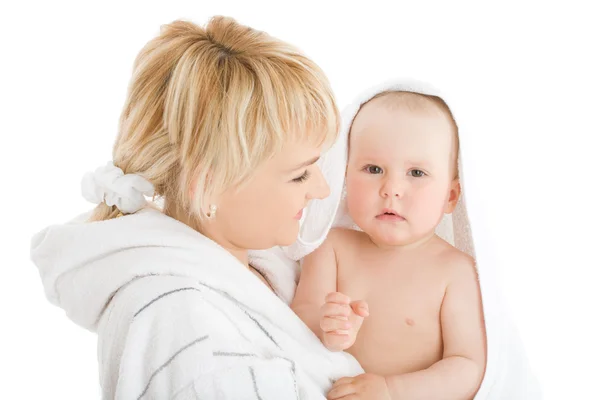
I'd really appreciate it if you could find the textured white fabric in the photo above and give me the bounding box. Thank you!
[30,208,362,399]
[81,162,154,214]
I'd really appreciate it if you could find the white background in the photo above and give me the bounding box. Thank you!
[2,1,599,398]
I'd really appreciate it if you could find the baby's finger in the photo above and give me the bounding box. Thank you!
[325,292,351,305]
[321,316,352,333]
[332,376,354,388]
[350,300,369,317]
[327,380,356,399]
[321,302,352,318]
[323,331,353,351]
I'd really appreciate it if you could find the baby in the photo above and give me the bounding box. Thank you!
[292,90,487,400]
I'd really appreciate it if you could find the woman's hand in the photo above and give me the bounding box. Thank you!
[327,373,392,400]
[320,292,369,351]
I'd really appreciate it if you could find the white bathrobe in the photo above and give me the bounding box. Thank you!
[30,209,362,399]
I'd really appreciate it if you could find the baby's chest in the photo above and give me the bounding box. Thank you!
[337,257,446,330]
[339,266,447,374]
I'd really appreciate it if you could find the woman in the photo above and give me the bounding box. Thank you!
[31,17,362,399]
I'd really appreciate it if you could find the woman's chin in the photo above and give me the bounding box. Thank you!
[277,223,301,247]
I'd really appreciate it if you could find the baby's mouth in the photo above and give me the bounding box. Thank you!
[376,209,406,221]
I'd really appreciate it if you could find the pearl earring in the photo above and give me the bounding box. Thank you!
[207,204,217,219]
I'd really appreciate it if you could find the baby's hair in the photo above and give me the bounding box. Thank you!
[89,16,339,222]
[363,91,460,179]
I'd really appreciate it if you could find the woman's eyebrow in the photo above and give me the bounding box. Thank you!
[289,156,320,171]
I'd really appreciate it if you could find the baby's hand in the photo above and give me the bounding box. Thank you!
[320,292,369,351]
[328,373,392,400]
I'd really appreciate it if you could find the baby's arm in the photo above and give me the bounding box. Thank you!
[291,231,369,351]
[291,235,338,339]
[385,257,487,400]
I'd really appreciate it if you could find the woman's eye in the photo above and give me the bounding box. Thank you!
[366,165,383,174]
[410,169,425,177]
[292,170,310,183]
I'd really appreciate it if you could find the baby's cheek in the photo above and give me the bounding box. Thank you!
[346,179,375,220]
[411,187,447,223]
[347,192,369,219]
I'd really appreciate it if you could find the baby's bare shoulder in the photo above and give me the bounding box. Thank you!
[439,245,478,283]
[328,228,372,258]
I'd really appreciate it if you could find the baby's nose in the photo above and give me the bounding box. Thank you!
[380,179,406,198]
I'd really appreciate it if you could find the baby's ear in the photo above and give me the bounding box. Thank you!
[444,178,461,214]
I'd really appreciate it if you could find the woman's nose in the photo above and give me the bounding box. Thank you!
[309,167,330,200]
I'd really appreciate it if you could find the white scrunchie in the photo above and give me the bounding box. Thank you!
[81,162,155,214]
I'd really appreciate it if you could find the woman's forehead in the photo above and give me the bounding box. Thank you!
[268,140,323,168]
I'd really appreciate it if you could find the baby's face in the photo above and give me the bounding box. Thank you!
[346,97,458,247]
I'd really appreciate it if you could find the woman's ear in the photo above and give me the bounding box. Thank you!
[189,169,219,218]
[444,179,461,214]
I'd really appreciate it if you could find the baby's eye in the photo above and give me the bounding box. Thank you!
[365,165,383,174]
[409,169,426,178]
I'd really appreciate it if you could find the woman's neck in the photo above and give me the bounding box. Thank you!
[163,200,250,267]
[163,200,275,292]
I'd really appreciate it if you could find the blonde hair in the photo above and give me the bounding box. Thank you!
[361,91,459,178]
[89,16,339,223]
